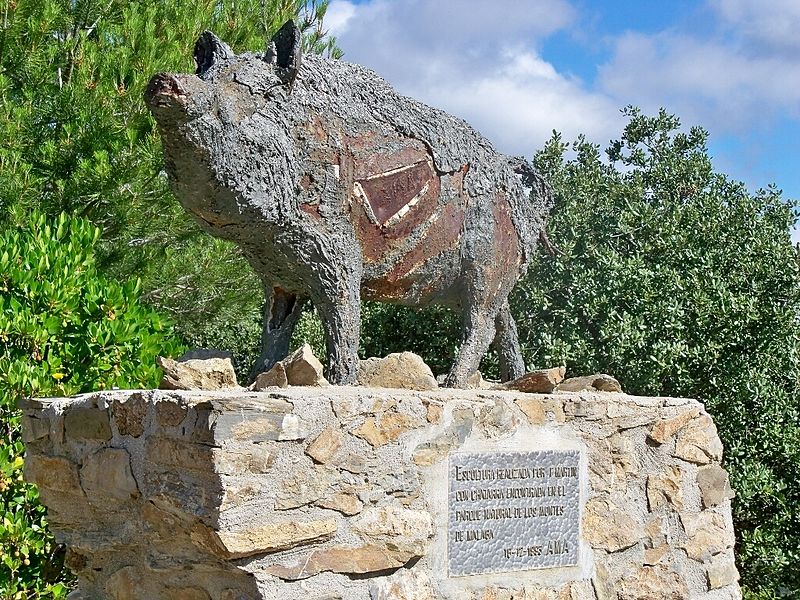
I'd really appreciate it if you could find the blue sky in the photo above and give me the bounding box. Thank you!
[326,0,800,242]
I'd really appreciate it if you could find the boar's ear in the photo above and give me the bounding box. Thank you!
[265,19,302,85]
[194,31,234,77]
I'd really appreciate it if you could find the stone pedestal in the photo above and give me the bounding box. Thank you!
[21,387,741,599]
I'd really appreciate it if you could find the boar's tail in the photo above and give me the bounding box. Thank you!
[512,158,554,213]
[509,157,559,259]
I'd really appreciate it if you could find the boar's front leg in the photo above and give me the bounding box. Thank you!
[249,285,307,382]
[309,263,362,386]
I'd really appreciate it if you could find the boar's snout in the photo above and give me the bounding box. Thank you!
[145,73,212,125]
[145,73,187,109]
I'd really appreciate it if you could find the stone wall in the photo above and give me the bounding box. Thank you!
[21,387,741,599]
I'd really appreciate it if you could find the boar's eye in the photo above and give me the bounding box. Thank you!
[194,31,234,78]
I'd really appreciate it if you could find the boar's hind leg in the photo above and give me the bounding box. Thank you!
[444,305,498,389]
[249,287,307,382]
[493,301,526,382]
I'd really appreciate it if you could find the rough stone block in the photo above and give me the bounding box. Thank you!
[583,496,641,552]
[697,464,736,508]
[214,446,274,475]
[211,398,302,442]
[497,367,565,393]
[305,427,343,463]
[251,362,289,390]
[515,397,547,425]
[21,414,50,442]
[214,518,337,558]
[145,436,215,471]
[646,465,684,511]
[680,510,735,560]
[64,407,112,440]
[24,455,81,493]
[158,356,239,391]
[275,467,336,510]
[155,399,189,427]
[370,571,435,600]
[266,544,416,580]
[358,352,438,391]
[352,411,422,447]
[283,344,328,386]
[648,408,700,444]
[80,448,139,502]
[316,490,363,515]
[352,506,434,559]
[557,373,621,393]
[706,553,740,589]
[617,565,689,600]
[674,415,723,464]
[113,393,148,437]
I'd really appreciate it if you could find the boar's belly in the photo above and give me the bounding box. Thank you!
[351,159,445,261]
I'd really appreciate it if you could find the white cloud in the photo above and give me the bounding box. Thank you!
[597,1,800,133]
[325,0,622,156]
[712,0,800,53]
[419,49,622,153]
[325,0,357,36]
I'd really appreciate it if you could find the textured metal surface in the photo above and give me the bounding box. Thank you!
[356,160,434,225]
[448,450,581,577]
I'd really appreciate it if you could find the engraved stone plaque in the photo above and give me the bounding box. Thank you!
[448,450,581,577]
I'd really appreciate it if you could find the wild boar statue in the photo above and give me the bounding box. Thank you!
[145,21,553,387]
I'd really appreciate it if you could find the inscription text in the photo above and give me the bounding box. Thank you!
[448,450,581,576]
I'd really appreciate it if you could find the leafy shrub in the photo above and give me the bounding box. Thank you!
[359,303,461,376]
[516,108,800,598]
[0,212,185,597]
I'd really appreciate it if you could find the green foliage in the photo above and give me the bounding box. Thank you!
[359,303,462,377]
[291,307,327,361]
[518,108,798,599]
[0,212,185,597]
[0,0,340,368]
[0,439,68,600]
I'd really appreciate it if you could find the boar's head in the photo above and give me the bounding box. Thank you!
[144,21,302,230]
[145,20,301,125]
